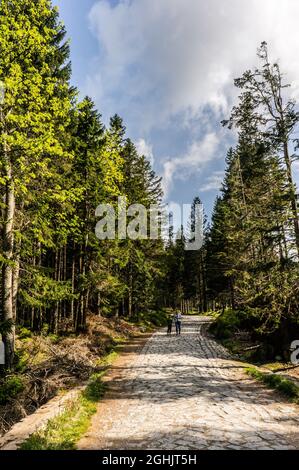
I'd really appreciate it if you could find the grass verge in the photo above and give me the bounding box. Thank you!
[20,371,106,450]
[18,325,143,450]
[19,337,126,450]
[8,312,162,448]
[246,366,299,403]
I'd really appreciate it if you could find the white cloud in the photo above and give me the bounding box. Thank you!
[135,138,154,165]
[87,0,299,133]
[162,133,220,196]
[200,171,225,192]
[86,0,299,201]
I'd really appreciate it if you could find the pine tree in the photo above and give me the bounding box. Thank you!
[207,46,299,343]
[224,42,299,256]
[184,197,207,312]
[117,137,163,318]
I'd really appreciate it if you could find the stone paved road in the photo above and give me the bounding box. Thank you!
[79,316,299,450]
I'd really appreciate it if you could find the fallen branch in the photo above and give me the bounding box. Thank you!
[242,344,261,351]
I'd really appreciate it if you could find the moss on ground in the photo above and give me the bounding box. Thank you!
[246,366,299,403]
[0,376,25,405]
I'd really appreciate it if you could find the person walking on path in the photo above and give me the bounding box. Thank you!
[166,315,174,335]
[175,311,182,335]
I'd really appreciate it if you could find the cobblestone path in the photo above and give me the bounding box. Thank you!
[79,316,299,450]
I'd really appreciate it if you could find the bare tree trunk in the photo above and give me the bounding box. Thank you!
[58,248,63,324]
[12,202,23,324]
[37,242,42,330]
[63,244,67,319]
[31,249,36,329]
[84,288,89,327]
[80,248,86,329]
[128,276,133,318]
[12,255,20,323]
[70,243,76,324]
[128,263,133,318]
[201,251,208,312]
[2,158,15,369]
[54,250,59,334]
[74,251,83,331]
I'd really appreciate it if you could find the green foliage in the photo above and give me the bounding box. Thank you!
[98,350,119,367]
[246,367,299,402]
[14,349,30,372]
[20,374,106,450]
[82,373,106,402]
[48,334,61,344]
[136,310,168,329]
[20,396,95,450]
[210,308,246,339]
[0,375,24,405]
[0,0,167,362]
[0,319,14,336]
[17,327,32,340]
[161,196,208,313]
[20,272,74,309]
[206,43,299,351]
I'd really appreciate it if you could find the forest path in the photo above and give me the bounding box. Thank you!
[78,316,299,450]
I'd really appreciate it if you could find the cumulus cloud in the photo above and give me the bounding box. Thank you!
[200,171,225,193]
[162,133,220,196]
[86,0,299,198]
[87,0,299,131]
[135,138,154,165]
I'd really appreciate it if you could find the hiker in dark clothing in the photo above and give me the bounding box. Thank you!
[167,315,173,335]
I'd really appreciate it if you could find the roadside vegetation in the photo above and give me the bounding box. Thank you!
[210,308,299,399]
[20,372,106,450]
[0,315,152,436]
[246,367,299,403]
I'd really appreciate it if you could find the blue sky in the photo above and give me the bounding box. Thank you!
[53,0,299,218]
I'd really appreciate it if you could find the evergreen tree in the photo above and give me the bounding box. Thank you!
[0,0,73,367]
[223,42,299,256]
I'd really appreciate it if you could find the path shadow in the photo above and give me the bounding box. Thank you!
[91,424,299,450]
[104,369,295,407]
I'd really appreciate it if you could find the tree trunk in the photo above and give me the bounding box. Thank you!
[63,244,67,319]
[53,250,59,334]
[2,159,15,369]
[12,255,20,323]
[128,264,133,318]
[70,243,76,324]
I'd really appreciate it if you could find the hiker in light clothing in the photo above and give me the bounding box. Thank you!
[175,311,182,335]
